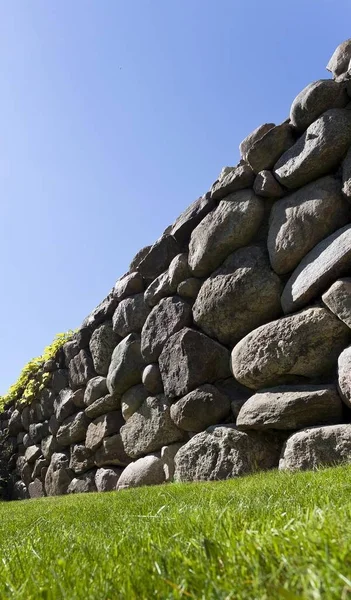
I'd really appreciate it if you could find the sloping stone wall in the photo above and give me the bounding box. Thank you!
[3,39,351,498]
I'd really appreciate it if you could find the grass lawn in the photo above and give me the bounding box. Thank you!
[1,466,351,599]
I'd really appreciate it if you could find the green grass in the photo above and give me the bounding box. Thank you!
[1,467,351,599]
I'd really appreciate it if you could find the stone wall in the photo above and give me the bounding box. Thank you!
[3,39,351,499]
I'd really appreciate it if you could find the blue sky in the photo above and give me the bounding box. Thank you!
[0,0,350,394]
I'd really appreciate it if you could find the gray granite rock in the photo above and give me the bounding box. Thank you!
[188,190,264,277]
[338,346,351,409]
[281,224,351,314]
[95,467,123,491]
[169,194,215,245]
[274,109,351,189]
[326,39,351,82]
[210,161,255,200]
[279,425,351,470]
[174,425,282,481]
[142,364,163,395]
[117,454,165,490]
[68,350,96,390]
[253,170,284,198]
[83,376,108,407]
[45,452,72,496]
[120,396,185,458]
[231,307,350,389]
[85,411,124,452]
[170,384,231,432]
[56,412,89,447]
[268,176,350,275]
[89,321,120,376]
[192,246,282,346]
[177,277,203,301]
[322,278,351,329]
[94,434,132,468]
[242,123,295,174]
[85,394,121,419]
[159,327,231,398]
[67,471,97,494]
[141,296,192,362]
[144,254,190,307]
[121,385,149,421]
[28,479,45,498]
[114,271,144,301]
[112,294,150,337]
[236,385,343,430]
[137,234,180,281]
[290,79,348,131]
[69,444,95,475]
[106,333,144,397]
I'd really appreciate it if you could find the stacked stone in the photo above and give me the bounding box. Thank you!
[4,39,351,498]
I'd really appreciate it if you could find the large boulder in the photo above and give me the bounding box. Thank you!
[94,434,132,468]
[281,224,351,314]
[274,109,351,189]
[84,394,120,419]
[56,412,90,447]
[95,467,123,492]
[322,279,351,329]
[192,246,282,346]
[89,321,120,376]
[188,190,264,278]
[54,389,76,423]
[45,452,72,496]
[81,290,118,332]
[236,385,343,431]
[106,333,144,397]
[290,80,348,131]
[41,435,61,460]
[112,294,150,337]
[68,350,96,390]
[253,170,284,199]
[170,384,230,432]
[279,425,351,470]
[231,307,350,390]
[116,454,165,490]
[169,194,215,245]
[159,328,231,398]
[240,122,295,174]
[28,479,45,498]
[174,425,282,481]
[326,39,351,82]
[210,161,255,200]
[121,385,149,421]
[268,176,350,275]
[240,123,275,160]
[120,396,185,458]
[141,296,192,362]
[85,411,124,452]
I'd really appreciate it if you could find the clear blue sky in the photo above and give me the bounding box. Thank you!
[0,0,350,394]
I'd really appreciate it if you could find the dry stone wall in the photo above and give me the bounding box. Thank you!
[4,39,351,498]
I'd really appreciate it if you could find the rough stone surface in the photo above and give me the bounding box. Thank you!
[67,471,97,494]
[210,161,255,201]
[326,39,351,82]
[231,307,351,389]
[161,443,184,481]
[117,454,165,490]
[279,425,351,470]
[24,445,42,464]
[89,321,119,376]
[240,124,275,160]
[84,376,108,407]
[69,350,96,390]
[188,190,264,278]
[8,409,23,436]
[193,246,282,346]
[144,254,190,307]
[159,328,231,398]
[174,425,282,481]
[45,452,72,496]
[41,435,61,460]
[268,176,350,275]
[81,290,118,331]
[169,194,215,245]
[69,444,95,475]
[142,364,163,395]
[95,467,123,492]
[28,479,45,498]
[141,296,192,362]
[342,146,351,199]
[253,170,284,198]
[112,294,150,337]
[85,394,120,419]
[94,434,132,467]
[274,109,351,189]
[129,245,152,272]
[290,80,348,131]
[236,385,343,431]
[170,384,231,432]
[120,396,185,458]
[121,385,149,421]
[137,234,180,281]
[85,411,124,452]
[54,389,76,423]
[177,278,203,301]
[243,122,295,174]
[114,271,144,300]
[214,378,252,419]
[281,224,351,314]
[56,412,89,447]
[106,333,144,397]
[338,346,351,409]
[322,279,351,329]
